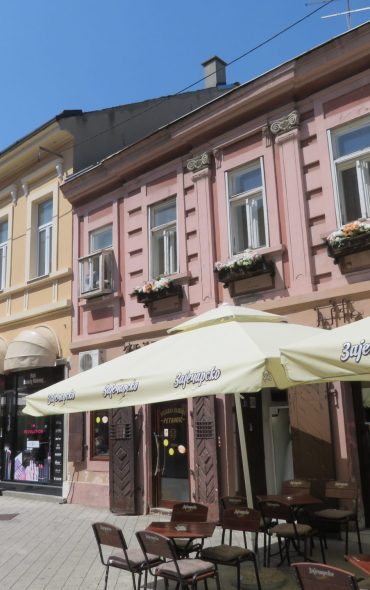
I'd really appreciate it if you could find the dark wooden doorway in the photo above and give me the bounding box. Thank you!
[152,400,190,508]
[352,382,370,527]
[109,407,136,514]
[241,393,267,505]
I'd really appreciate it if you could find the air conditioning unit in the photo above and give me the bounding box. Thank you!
[78,350,104,372]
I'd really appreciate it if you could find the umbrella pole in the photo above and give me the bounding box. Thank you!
[234,393,254,507]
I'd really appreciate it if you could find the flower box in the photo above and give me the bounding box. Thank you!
[133,279,183,309]
[215,253,275,296]
[325,219,370,270]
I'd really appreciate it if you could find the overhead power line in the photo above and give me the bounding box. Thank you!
[62,1,337,156]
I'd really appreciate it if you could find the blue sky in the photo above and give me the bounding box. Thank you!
[1,0,370,151]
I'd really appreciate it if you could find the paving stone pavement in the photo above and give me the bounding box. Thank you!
[0,494,368,590]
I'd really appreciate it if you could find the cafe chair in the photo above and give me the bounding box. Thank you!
[312,481,362,554]
[92,522,163,590]
[136,529,221,590]
[293,562,361,590]
[259,499,326,567]
[220,495,270,560]
[170,501,208,558]
[281,479,312,496]
[200,507,262,590]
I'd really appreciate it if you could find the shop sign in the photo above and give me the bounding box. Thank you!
[27,440,40,449]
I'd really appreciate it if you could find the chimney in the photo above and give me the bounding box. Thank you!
[202,56,227,89]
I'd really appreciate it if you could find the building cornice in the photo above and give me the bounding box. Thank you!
[61,24,370,205]
[0,299,72,329]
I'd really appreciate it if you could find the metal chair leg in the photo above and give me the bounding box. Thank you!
[252,554,262,590]
[355,518,363,553]
[319,534,326,563]
[131,572,137,590]
[104,565,109,590]
[237,562,241,590]
[214,567,221,590]
[345,521,349,555]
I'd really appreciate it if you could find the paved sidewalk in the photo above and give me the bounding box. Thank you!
[0,494,367,589]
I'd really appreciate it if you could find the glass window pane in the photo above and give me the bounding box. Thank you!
[0,221,8,244]
[152,231,165,277]
[92,255,100,289]
[92,411,109,457]
[337,124,370,157]
[256,198,266,247]
[38,200,53,227]
[340,167,362,223]
[231,202,249,254]
[229,165,262,197]
[38,229,46,275]
[152,200,176,228]
[168,229,177,274]
[90,226,112,252]
[0,247,4,288]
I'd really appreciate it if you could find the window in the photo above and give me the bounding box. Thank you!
[150,198,177,277]
[37,200,53,277]
[79,225,113,297]
[227,160,267,255]
[91,410,109,458]
[331,119,370,224]
[0,219,8,290]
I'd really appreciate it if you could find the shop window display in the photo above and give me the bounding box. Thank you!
[91,410,109,458]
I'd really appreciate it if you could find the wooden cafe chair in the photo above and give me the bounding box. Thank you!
[293,562,361,590]
[170,501,208,558]
[259,499,326,567]
[312,481,362,554]
[201,507,262,590]
[92,522,163,590]
[137,529,221,590]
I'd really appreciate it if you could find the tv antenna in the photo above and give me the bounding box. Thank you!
[306,1,370,30]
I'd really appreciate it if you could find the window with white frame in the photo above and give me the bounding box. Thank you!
[0,219,8,290]
[227,159,267,255]
[330,118,370,224]
[150,198,177,277]
[37,199,53,277]
[79,225,113,296]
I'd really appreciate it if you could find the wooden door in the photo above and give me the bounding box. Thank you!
[193,396,219,521]
[109,407,136,514]
[352,382,370,527]
[289,383,335,494]
[241,393,267,503]
[153,401,190,508]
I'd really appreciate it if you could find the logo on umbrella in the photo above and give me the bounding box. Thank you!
[340,340,370,364]
[173,367,221,389]
[47,391,76,406]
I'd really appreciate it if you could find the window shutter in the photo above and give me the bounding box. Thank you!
[68,413,85,462]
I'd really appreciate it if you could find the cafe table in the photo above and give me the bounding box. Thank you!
[256,494,323,508]
[145,520,216,539]
[145,521,217,558]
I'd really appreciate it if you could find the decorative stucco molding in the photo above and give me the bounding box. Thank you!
[10,185,18,206]
[21,182,29,198]
[55,161,64,180]
[269,110,300,137]
[212,149,223,169]
[186,152,211,172]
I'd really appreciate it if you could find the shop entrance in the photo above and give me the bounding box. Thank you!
[0,368,64,494]
[153,401,190,507]
[352,382,370,527]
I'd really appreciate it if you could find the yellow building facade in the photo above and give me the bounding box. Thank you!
[0,119,73,495]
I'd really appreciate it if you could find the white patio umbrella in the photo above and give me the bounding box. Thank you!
[23,304,323,506]
[281,316,370,384]
[24,305,322,418]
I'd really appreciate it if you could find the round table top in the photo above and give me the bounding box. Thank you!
[145,520,216,539]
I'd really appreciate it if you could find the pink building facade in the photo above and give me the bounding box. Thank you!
[62,24,370,524]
